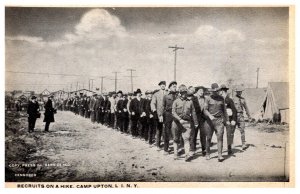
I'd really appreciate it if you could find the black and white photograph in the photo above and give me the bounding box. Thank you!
[4,5,294,187]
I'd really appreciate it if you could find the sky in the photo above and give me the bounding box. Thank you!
[5,7,289,93]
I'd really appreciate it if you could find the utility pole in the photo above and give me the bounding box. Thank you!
[88,79,90,91]
[112,71,120,92]
[99,76,105,94]
[90,79,94,91]
[168,45,184,81]
[256,67,260,88]
[126,69,136,93]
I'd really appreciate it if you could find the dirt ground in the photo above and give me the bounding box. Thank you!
[5,110,290,182]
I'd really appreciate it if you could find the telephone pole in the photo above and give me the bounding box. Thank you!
[168,45,184,81]
[256,68,260,88]
[126,69,136,93]
[112,71,120,92]
[89,79,94,91]
[99,76,105,94]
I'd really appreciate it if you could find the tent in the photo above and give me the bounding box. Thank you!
[257,82,289,123]
[241,88,267,117]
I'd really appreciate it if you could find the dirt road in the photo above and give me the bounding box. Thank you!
[6,111,289,182]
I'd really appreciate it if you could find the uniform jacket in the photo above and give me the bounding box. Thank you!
[233,95,251,117]
[204,94,228,120]
[150,89,167,117]
[43,99,55,123]
[109,97,116,113]
[172,97,199,126]
[162,91,177,113]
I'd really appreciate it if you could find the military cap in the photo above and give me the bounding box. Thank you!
[168,81,177,88]
[48,95,54,98]
[135,88,142,94]
[117,90,123,94]
[158,81,166,86]
[211,83,220,92]
[178,84,188,93]
[31,95,37,99]
[93,93,97,96]
[220,84,230,91]
[128,92,133,96]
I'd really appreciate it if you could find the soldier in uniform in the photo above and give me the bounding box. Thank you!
[127,93,133,134]
[219,84,237,155]
[89,94,97,123]
[151,81,167,151]
[129,89,143,138]
[203,83,229,162]
[116,91,123,131]
[162,81,177,155]
[109,92,116,128]
[171,85,198,161]
[143,90,155,146]
[27,96,40,133]
[104,93,111,126]
[190,86,207,156]
[94,94,101,124]
[122,94,130,134]
[233,86,252,150]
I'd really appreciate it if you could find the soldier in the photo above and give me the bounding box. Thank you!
[94,94,102,124]
[143,90,155,146]
[162,81,177,155]
[44,95,56,132]
[190,86,207,156]
[84,96,91,118]
[109,92,116,128]
[219,84,237,155]
[122,94,130,134]
[27,96,40,133]
[171,85,198,161]
[89,94,97,123]
[233,86,252,150]
[151,81,167,151]
[129,89,143,138]
[116,91,123,131]
[104,93,111,126]
[203,83,228,162]
[127,93,133,134]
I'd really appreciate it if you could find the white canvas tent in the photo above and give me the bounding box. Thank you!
[256,82,289,123]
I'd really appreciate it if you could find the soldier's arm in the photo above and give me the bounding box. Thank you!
[242,99,251,118]
[223,99,229,122]
[150,94,157,112]
[230,99,237,122]
[203,97,213,119]
[172,100,181,121]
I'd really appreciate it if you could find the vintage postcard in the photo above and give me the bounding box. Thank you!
[4,5,295,188]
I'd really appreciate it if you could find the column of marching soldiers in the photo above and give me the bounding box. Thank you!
[57,81,252,162]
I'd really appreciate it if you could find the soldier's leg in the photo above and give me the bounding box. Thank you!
[171,121,180,159]
[199,121,207,155]
[204,120,213,159]
[156,121,163,149]
[124,115,129,133]
[32,118,37,131]
[190,124,199,153]
[148,118,155,145]
[163,115,172,153]
[226,124,235,154]
[144,118,149,141]
[215,118,225,161]
[237,114,246,149]
[181,122,193,161]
